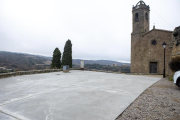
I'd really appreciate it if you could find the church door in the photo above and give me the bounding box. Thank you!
[150,62,157,73]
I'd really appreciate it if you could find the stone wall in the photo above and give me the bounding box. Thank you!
[142,29,172,75]
[0,69,63,79]
[131,33,143,73]
[171,26,180,59]
[0,68,119,79]
[170,26,180,76]
[171,43,180,58]
[0,68,162,79]
[131,29,173,75]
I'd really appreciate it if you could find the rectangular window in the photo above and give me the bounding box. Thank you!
[135,13,139,22]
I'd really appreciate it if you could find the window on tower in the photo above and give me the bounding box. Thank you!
[146,13,148,21]
[135,13,139,22]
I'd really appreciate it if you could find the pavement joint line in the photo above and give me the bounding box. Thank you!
[0,89,58,106]
[0,83,130,107]
[64,83,132,94]
[0,83,84,106]
[0,109,22,120]
[1,81,32,89]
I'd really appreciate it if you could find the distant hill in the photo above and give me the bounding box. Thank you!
[73,59,130,66]
[0,51,130,71]
[0,51,51,71]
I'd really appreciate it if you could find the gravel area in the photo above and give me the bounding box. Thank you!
[116,78,180,120]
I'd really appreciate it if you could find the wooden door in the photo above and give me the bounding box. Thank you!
[150,62,157,73]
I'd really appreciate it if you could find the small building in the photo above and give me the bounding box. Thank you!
[0,67,5,71]
[80,61,84,69]
[0,67,13,73]
[111,63,118,67]
[6,69,13,71]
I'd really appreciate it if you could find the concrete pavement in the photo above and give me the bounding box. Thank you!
[0,70,160,120]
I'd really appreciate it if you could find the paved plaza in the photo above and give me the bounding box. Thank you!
[0,70,160,120]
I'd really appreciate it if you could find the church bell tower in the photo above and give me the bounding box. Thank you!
[132,0,150,34]
[131,1,150,73]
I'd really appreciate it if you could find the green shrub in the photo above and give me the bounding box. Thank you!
[168,77,173,81]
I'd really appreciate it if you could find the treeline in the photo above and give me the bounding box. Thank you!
[84,64,130,73]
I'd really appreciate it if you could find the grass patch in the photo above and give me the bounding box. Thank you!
[168,77,173,81]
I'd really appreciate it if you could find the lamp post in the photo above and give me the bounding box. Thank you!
[162,42,167,78]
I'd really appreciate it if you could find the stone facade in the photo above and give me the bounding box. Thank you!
[171,26,180,59]
[169,26,180,76]
[131,1,173,75]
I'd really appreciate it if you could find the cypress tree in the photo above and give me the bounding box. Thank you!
[51,48,61,69]
[62,39,72,68]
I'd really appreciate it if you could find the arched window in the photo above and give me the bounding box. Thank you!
[145,13,148,21]
[135,13,139,22]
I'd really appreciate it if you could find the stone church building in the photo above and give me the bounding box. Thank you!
[131,1,174,75]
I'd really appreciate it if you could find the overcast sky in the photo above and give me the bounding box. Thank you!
[0,0,179,63]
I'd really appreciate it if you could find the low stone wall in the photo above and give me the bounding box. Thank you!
[78,69,161,75]
[0,69,62,79]
[71,68,161,75]
[127,73,162,75]
[0,68,162,79]
[85,69,122,74]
